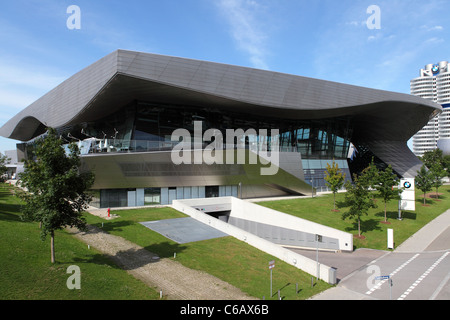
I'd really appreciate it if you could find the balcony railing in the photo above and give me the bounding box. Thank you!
[71,138,289,156]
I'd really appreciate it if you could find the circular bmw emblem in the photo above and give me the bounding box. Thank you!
[432,65,439,74]
[404,181,411,189]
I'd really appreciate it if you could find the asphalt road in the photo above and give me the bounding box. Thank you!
[304,223,450,300]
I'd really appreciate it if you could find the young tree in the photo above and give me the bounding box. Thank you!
[359,158,379,192]
[429,162,446,200]
[415,165,433,206]
[342,175,377,238]
[19,128,94,263]
[0,152,11,181]
[422,148,444,169]
[375,165,402,223]
[324,160,346,211]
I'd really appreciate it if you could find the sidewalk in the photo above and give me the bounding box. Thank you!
[310,209,450,300]
[394,209,450,253]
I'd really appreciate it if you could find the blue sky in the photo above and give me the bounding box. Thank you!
[1,0,449,153]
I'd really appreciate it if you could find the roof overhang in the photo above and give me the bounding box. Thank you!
[0,49,442,143]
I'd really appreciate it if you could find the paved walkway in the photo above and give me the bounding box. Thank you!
[68,224,256,300]
[310,209,450,300]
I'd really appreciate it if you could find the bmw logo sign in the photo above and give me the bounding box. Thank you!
[432,65,439,74]
[403,181,412,189]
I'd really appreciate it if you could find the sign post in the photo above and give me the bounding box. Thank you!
[387,228,394,249]
[269,260,275,297]
[376,275,393,300]
[400,178,415,214]
[315,234,322,280]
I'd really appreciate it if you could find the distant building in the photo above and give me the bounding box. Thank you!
[0,50,441,208]
[411,61,450,156]
[3,149,23,179]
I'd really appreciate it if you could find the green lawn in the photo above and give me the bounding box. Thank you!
[0,184,160,300]
[1,184,331,300]
[85,207,332,300]
[258,185,450,250]
[4,182,447,300]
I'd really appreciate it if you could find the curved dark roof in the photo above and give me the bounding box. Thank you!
[0,50,441,178]
[0,49,441,142]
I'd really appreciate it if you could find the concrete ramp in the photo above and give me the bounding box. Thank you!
[172,197,353,285]
[140,217,228,244]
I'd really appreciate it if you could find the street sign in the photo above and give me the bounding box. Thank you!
[375,275,393,299]
[269,260,275,270]
[269,260,275,297]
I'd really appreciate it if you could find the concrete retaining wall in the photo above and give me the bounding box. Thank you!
[171,197,352,284]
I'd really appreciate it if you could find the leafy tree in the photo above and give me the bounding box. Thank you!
[375,165,402,223]
[429,162,446,200]
[0,152,11,180]
[324,160,346,211]
[415,165,433,206]
[359,158,379,192]
[422,148,443,167]
[18,128,94,263]
[422,148,449,178]
[443,155,450,175]
[342,174,377,238]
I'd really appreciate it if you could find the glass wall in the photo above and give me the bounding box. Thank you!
[100,189,128,208]
[144,187,161,205]
[69,101,353,161]
[96,185,238,208]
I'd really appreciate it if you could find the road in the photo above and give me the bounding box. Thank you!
[304,217,450,300]
[342,250,450,300]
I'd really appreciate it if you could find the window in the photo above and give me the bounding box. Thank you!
[205,186,219,198]
[144,188,161,205]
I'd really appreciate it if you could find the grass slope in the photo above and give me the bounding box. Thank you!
[0,184,160,300]
[258,186,450,250]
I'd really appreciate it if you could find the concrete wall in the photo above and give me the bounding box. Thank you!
[171,197,350,284]
[229,197,353,252]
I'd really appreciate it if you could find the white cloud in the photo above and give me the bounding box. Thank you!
[0,59,67,126]
[421,25,444,32]
[0,89,39,110]
[0,63,66,92]
[424,37,444,44]
[215,0,270,69]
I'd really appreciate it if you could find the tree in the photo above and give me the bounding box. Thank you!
[342,174,377,238]
[0,152,10,181]
[443,155,450,176]
[375,165,402,223]
[422,148,444,168]
[415,165,433,206]
[324,160,346,211]
[359,158,379,190]
[422,148,449,179]
[19,128,94,263]
[429,162,446,200]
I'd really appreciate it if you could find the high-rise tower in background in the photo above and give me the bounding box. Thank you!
[411,61,450,156]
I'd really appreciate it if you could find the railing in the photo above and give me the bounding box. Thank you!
[74,138,289,155]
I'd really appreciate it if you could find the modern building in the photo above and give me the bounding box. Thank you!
[411,61,450,156]
[0,50,441,208]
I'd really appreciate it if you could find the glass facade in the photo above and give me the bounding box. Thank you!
[98,185,238,208]
[65,101,353,161]
[58,101,355,207]
[144,188,161,205]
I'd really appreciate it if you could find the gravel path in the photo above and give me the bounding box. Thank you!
[67,225,257,300]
